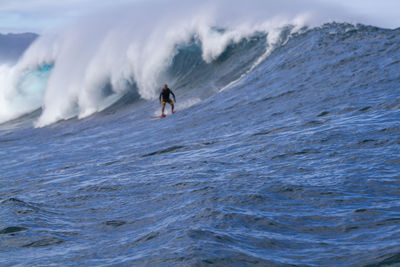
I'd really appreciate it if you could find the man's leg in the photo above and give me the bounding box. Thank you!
[161,103,166,115]
[171,102,174,114]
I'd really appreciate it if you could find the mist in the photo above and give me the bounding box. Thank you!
[0,0,375,126]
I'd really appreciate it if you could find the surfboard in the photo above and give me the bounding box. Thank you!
[151,114,167,119]
[151,112,176,119]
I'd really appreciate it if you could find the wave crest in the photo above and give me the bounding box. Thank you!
[1,0,364,127]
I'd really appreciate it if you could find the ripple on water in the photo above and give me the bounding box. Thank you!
[0,226,27,235]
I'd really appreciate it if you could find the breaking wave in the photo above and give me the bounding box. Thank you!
[0,0,396,127]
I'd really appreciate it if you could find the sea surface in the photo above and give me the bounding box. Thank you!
[1,23,400,266]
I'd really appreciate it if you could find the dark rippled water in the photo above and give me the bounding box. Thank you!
[1,23,400,266]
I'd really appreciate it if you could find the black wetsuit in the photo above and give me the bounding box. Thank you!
[159,88,176,103]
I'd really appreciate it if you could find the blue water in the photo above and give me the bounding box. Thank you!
[1,23,400,266]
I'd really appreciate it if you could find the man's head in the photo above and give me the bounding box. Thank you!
[164,84,168,89]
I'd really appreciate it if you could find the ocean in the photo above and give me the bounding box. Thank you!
[0,10,399,266]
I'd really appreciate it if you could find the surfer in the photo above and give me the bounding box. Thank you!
[159,84,176,116]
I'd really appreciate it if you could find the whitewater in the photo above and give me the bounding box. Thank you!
[1,0,399,266]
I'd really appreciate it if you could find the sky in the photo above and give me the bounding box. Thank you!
[0,0,399,33]
[318,0,400,27]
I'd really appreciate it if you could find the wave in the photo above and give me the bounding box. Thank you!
[0,0,397,127]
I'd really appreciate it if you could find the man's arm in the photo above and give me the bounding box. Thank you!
[159,92,162,102]
[171,90,176,102]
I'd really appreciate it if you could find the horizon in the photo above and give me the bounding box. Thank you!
[0,0,399,34]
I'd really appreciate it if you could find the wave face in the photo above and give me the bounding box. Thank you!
[0,2,400,266]
[0,0,341,126]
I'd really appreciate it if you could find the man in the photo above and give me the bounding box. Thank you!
[159,84,176,116]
